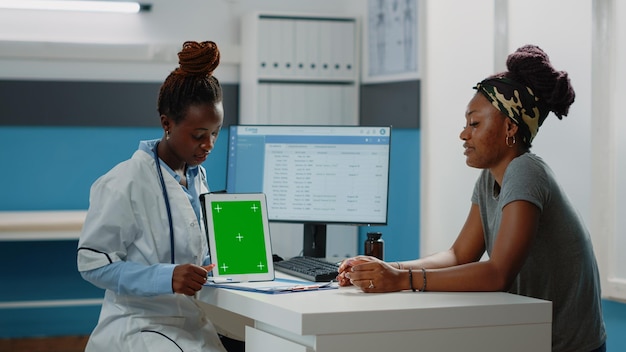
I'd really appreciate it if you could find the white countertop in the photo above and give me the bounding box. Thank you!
[199,280,552,337]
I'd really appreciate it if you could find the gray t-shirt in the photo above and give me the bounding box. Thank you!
[471,153,606,352]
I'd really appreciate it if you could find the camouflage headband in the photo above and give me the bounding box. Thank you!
[474,77,549,143]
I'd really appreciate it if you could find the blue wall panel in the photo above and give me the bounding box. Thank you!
[0,126,229,211]
[358,128,420,261]
[603,299,626,350]
[0,240,104,338]
[0,241,103,302]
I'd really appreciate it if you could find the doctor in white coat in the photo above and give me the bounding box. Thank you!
[77,41,244,352]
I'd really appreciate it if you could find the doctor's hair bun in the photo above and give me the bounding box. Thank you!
[157,40,223,122]
[505,44,575,119]
[177,41,221,77]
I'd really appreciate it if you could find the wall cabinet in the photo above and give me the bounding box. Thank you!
[240,13,359,125]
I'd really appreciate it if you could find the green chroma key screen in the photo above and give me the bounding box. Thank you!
[210,200,270,275]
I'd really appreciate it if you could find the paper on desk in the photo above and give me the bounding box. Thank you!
[203,277,337,294]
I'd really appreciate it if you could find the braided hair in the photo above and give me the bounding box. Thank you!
[503,44,575,118]
[157,41,223,123]
[490,45,575,148]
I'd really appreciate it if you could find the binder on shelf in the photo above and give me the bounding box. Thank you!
[266,19,283,77]
[304,20,320,78]
[290,83,307,122]
[256,83,270,122]
[341,85,357,124]
[278,19,296,77]
[294,20,310,79]
[327,85,342,123]
[268,84,285,123]
[318,21,333,79]
[332,20,356,80]
[257,18,272,77]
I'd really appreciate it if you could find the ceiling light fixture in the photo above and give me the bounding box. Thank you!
[0,0,151,14]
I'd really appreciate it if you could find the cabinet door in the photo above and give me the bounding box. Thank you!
[246,326,308,352]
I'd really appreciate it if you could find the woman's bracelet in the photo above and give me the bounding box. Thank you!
[408,268,416,292]
[420,268,427,292]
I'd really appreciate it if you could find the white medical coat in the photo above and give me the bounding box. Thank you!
[77,148,226,352]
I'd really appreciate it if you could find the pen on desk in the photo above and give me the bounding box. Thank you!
[206,277,233,283]
[286,281,334,291]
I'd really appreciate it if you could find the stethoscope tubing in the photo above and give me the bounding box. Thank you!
[153,141,176,264]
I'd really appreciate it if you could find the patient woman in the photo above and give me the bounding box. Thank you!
[337,44,607,352]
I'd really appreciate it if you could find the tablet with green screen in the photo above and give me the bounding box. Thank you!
[201,192,275,283]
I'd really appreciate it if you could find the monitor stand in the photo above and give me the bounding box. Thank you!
[302,223,326,258]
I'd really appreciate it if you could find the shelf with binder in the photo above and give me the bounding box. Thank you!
[240,12,359,125]
[244,13,358,82]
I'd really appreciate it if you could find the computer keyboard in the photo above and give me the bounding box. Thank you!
[274,256,340,282]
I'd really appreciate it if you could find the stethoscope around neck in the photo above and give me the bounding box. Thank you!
[153,140,176,264]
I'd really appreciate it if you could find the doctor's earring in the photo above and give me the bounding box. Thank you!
[166,130,170,140]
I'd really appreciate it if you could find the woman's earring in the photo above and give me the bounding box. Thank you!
[505,135,516,147]
[166,130,170,140]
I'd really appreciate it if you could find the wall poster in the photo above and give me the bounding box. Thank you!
[363,0,419,83]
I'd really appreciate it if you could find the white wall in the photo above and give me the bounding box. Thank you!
[421,0,594,257]
[0,0,363,83]
[422,0,626,302]
[508,0,592,227]
[593,0,626,302]
[613,0,626,301]
[420,0,492,255]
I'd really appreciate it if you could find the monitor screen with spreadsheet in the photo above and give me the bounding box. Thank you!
[226,125,391,226]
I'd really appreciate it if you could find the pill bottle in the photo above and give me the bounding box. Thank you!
[364,232,384,260]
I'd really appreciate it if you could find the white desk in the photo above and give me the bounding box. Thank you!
[199,281,552,352]
[0,212,551,351]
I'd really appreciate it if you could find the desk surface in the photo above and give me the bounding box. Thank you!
[199,280,552,338]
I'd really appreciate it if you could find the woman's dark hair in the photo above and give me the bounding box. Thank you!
[492,44,575,148]
[157,41,223,123]
[504,44,575,118]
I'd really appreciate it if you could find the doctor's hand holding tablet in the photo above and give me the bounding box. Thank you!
[173,263,216,296]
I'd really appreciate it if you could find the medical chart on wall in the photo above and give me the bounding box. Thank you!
[364,0,419,82]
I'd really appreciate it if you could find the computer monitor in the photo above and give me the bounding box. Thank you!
[226,125,391,257]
